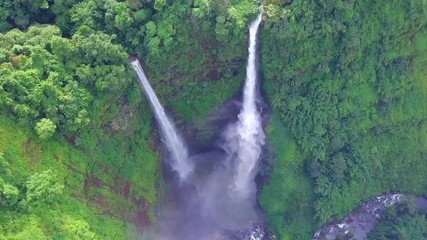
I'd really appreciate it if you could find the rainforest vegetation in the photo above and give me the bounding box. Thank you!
[0,0,426,239]
[368,196,427,239]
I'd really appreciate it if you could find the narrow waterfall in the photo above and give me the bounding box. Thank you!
[228,13,265,199]
[131,60,193,181]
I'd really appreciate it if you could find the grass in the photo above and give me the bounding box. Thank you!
[168,70,246,124]
[259,113,315,239]
[0,89,160,239]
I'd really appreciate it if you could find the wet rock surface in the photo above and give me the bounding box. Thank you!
[314,193,427,240]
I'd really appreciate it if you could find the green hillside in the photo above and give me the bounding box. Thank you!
[260,0,427,238]
[0,0,426,239]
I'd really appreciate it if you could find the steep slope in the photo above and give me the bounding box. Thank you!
[0,25,159,239]
[260,0,427,238]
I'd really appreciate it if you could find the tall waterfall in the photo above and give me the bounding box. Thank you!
[228,13,265,199]
[132,12,267,240]
[131,60,193,181]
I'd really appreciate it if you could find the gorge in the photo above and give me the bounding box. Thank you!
[131,12,266,240]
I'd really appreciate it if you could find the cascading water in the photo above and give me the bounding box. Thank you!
[131,60,193,181]
[131,11,268,240]
[226,13,265,200]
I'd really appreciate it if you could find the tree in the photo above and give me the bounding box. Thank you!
[35,118,56,140]
[70,1,102,30]
[396,215,427,240]
[0,182,19,207]
[369,212,427,240]
[154,0,166,11]
[0,0,12,31]
[0,25,132,135]
[330,153,347,182]
[0,153,12,178]
[26,169,64,205]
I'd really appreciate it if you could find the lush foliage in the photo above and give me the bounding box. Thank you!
[0,10,158,240]
[260,113,315,239]
[0,25,131,136]
[368,196,427,239]
[1,0,427,239]
[0,102,159,239]
[26,169,64,205]
[260,0,427,238]
[0,0,261,238]
[34,118,56,139]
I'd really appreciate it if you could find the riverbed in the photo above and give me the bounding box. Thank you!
[314,193,427,240]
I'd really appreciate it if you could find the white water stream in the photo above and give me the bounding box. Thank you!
[132,12,266,239]
[227,13,265,199]
[131,60,193,181]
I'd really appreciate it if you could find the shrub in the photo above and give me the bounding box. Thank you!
[26,169,64,205]
[34,118,56,140]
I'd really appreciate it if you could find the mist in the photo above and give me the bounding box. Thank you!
[132,13,267,240]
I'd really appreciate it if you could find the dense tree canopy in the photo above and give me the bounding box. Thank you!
[260,0,427,237]
[0,25,132,135]
[369,197,427,240]
[0,1,261,239]
[34,118,56,139]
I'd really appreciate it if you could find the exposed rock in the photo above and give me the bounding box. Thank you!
[111,96,134,131]
[314,193,427,240]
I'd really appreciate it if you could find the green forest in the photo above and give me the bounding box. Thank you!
[368,196,427,239]
[0,0,426,239]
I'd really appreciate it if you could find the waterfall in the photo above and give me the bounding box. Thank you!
[227,13,265,199]
[131,60,193,181]
[131,12,267,240]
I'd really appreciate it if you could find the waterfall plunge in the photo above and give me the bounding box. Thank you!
[226,13,265,200]
[131,13,267,239]
[131,61,193,181]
